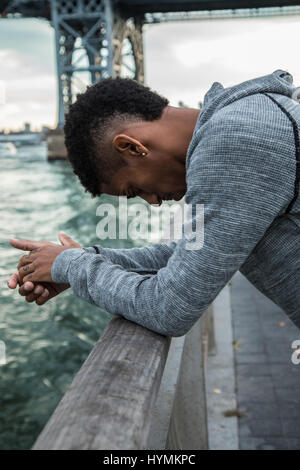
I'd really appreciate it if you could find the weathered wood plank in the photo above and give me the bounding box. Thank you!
[146,335,185,449]
[201,305,216,360]
[166,315,209,450]
[33,316,170,450]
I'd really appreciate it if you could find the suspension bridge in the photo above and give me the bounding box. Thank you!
[1,0,300,155]
[2,2,300,451]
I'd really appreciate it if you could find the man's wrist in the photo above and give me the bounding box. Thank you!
[82,246,98,254]
[51,248,85,284]
[82,246,101,254]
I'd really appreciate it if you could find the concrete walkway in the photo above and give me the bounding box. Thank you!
[231,271,300,450]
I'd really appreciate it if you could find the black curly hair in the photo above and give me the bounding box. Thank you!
[64,77,169,197]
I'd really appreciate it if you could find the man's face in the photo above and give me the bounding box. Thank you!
[101,148,187,206]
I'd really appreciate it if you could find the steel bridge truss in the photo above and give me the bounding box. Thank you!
[3,1,300,126]
[50,0,144,126]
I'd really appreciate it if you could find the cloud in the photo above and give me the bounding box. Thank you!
[0,19,56,129]
[1,14,300,128]
[144,15,300,107]
[0,48,54,79]
[0,48,56,129]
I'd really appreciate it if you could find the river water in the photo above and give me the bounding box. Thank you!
[0,144,152,449]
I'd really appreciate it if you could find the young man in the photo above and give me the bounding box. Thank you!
[8,70,300,336]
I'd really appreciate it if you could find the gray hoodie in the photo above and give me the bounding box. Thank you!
[52,69,300,336]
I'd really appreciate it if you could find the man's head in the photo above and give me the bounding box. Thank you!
[64,77,193,205]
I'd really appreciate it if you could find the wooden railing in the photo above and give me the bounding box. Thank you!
[32,306,215,450]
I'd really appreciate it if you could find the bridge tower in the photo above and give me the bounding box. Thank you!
[50,0,144,128]
[3,0,300,158]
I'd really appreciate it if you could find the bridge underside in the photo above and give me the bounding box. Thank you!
[2,0,300,18]
[120,0,300,14]
[1,0,300,131]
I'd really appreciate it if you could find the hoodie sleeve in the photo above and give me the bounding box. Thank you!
[82,241,177,275]
[51,94,295,337]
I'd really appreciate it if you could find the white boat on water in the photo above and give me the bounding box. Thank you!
[0,142,17,156]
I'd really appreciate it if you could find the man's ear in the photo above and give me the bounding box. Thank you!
[113,134,148,157]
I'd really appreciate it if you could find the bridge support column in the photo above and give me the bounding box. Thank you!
[49,0,144,151]
[48,0,144,159]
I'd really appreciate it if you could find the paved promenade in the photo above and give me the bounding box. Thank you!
[231,272,300,450]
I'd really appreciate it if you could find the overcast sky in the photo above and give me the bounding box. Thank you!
[1,13,300,131]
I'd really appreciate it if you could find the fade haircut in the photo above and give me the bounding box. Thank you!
[64,77,169,197]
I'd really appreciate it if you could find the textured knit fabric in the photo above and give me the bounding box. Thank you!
[52,69,300,336]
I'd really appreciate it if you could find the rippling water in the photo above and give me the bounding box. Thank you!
[0,144,149,449]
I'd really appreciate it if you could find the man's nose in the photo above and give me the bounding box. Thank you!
[140,193,161,205]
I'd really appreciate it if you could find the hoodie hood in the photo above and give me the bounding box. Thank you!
[196,69,297,130]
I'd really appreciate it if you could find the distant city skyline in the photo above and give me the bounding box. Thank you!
[1,14,300,130]
[0,122,51,134]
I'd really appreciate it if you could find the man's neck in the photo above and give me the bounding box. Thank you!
[162,106,201,165]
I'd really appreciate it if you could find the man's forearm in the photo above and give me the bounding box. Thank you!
[84,241,177,274]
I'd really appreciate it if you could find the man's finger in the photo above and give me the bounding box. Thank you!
[22,271,40,283]
[25,292,40,303]
[7,272,19,289]
[25,285,46,303]
[17,253,34,270]
[18,263,35,285]
[58,231,73,246]
[10,238,44,251]
[18,282,35,296]
[58,231,80,248]
[35,289,49,306]
[17,252,38,270]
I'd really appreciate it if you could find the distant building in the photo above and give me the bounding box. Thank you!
[24,122,31,133]
[178,100,204,109]
[178,101,189,109]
